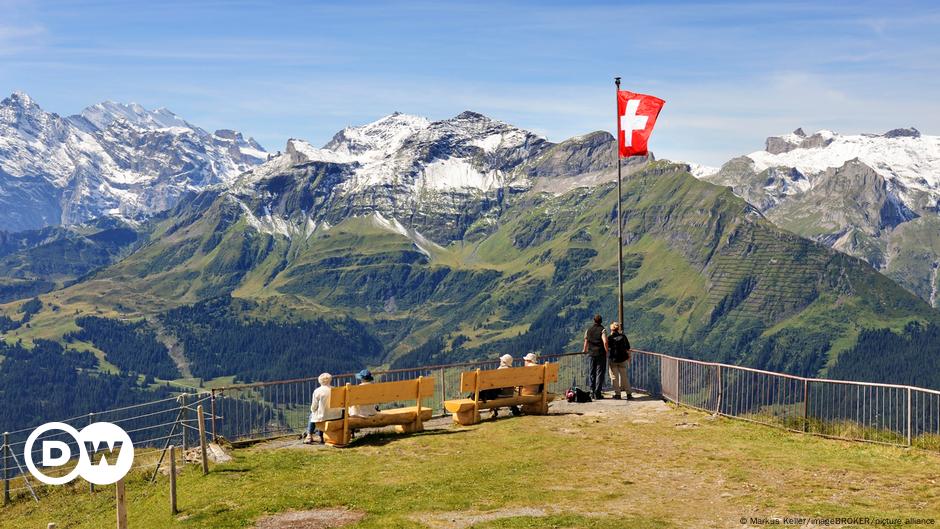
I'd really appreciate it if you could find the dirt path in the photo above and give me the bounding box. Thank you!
[150,317,192,378]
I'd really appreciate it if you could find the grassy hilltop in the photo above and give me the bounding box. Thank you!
[2,400,937,529]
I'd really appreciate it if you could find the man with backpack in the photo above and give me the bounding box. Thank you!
[607,322,632,400]
[582,314,609,399]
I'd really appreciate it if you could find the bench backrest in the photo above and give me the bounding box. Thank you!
[459,363,559,393]
[329,377,435,408]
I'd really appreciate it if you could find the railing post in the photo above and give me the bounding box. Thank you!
[439,367,447,415]
[3,431,9,506]
[197,405,209,476]
[802,379,809,432]
[715,365,722,415]
[906,387,913,447]
[673,358,680,403]
[210,390,218,442]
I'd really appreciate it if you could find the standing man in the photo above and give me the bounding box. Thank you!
[582,314,609,399]
[607,322,632,400]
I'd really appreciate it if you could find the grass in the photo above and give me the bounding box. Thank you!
[2,401,938,529]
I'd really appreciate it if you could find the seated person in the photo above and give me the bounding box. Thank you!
[349,369,380,418]
[520,353,544,396]
[479,354,521,418]
[306,372,343,444]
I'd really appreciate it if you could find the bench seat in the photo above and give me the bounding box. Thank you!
[444,394,547,413]
[322,406,433,432]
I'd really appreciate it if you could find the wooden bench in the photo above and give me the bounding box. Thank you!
[443,364,559,426]
[320,376,435,447]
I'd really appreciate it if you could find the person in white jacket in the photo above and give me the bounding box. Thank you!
[305,372,343,444]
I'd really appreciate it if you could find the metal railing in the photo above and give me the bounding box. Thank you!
[630,350,940,450]
[161,351,940,451]
[209,353,587,443]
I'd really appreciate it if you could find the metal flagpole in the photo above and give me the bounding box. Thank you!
[615,76,624,328]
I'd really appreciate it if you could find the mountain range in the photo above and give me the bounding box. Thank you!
[1,92,939,428]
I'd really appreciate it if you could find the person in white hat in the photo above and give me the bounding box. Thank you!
[499,354,514,369]
[481,354,522,418]
[305,372,343,444]
[521,353,543,396]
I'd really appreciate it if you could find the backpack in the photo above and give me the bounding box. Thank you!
[608,332,631,363]
[565,386,593,403]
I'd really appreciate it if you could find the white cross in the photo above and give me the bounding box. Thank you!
[619,99,648,147]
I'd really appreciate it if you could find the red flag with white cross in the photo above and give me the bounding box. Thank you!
[617,90,665,158]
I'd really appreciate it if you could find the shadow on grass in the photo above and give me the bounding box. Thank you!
[351,427,471,447]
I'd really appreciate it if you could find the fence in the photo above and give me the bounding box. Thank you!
[4,348,940,506]
[1,390,213,503]
[629,350,940,450]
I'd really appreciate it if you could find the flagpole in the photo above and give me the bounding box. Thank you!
[615,76,624,329]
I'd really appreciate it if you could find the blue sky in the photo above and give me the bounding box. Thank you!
[2,0,938,165]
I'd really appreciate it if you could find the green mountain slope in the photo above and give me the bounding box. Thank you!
[5,161,938,390]
[0,218,141,302]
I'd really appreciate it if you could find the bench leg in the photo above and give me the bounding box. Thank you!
[453,409,481,426]
[395,420,424,434]
[322,429,348,447]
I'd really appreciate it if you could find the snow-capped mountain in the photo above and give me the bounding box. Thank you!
[231,111,551,242]
[228,110,644,244]
[701,127,940,306]
[0,92,267,232]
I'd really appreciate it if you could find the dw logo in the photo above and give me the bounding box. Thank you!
[23,422,135,485]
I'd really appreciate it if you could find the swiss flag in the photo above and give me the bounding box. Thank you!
[617,90,665,158]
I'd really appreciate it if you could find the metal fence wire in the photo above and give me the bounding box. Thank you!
[4,349,940,506]
[1,389,212,502]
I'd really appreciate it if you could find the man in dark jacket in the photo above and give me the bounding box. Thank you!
[582,314,608,399]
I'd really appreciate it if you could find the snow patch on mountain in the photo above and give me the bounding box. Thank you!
[78,100,190,131]
[931,262,939,308]
[688,163,719,178]
[235,197,299,238]
[371,212,443,258]
[287,138,353,164]
[324,112,430,159]
[420,158,499,191]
